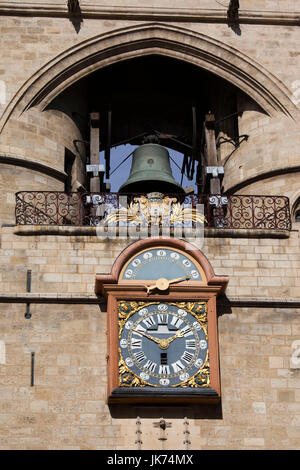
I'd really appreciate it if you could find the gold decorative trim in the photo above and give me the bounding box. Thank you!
[118,300,161,337]
[174,351,210,388]
[118,349,158,388]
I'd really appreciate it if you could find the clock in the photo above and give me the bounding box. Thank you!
[118,301,209,389]
[119,247,205,282]
[95,238,229,404]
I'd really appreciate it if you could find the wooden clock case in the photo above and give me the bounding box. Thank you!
[95,238,229,405]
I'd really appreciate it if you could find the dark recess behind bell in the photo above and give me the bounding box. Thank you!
[48,55,263,155]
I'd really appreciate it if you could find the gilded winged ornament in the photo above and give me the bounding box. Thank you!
[104,200,141,225]
[103,195,206,226]
[170,202,206,225]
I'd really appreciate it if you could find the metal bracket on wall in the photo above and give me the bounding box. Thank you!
[135,416,142,450]
[183,417,191,450]
[67,1,83,33]
[227,0,239,22]
[227,0,241,35]
[24,269,32,319]
[31,352,35,387]
[153,418,172,450]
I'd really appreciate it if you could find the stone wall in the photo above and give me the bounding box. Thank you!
[0,229,299,449]
[0,228,299,299]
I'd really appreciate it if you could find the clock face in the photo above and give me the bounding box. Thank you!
[120,247,203,281]
[118,301,209,389]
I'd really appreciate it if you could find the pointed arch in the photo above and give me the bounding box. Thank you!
[0,23,298,133]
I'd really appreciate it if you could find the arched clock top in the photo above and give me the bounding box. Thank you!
[119,247,205,283]
[95,238,229,296]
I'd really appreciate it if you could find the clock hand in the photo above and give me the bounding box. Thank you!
[137,330,169,349]
[133,329,161,345]
[175,329,185,338]
[145,275,190,295]
[145,278,169,295]
[157,329,185,349]
[168,275,191,285]
[163,329,185,346]
[133,328,185,350]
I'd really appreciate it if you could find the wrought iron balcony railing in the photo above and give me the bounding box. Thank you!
[15,191,292,231]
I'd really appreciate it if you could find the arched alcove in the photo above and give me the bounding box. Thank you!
[46,53,257,192]
[1,23,298,198]
[1,22,297,135]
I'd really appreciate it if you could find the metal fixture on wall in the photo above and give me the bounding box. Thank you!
[227,0,241,34]
[24,269,32,319]
[30,352,35,387]
[183,417,191,450]
[135,417,142,450]
[153,418,172,450]
[227,0,239,22]
[67,0,82,33]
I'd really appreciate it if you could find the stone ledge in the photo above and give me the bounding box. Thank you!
[0,293,299,308]
[0,153,66,182]
[13,225,99,237]
[0,293,103,304]
[204,228,290,239]
[13,224,291,239]
[218,296,300,309]
[0,3,299,25]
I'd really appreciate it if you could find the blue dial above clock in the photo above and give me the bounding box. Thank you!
[121,248,202,281]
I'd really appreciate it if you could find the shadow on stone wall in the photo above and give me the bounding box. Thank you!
[109,402,223,420]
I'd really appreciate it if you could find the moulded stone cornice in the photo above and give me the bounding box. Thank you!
[0,153,66,182]
[0,292,103,304]
[13,225,291,239]
[0,3,299,25]
[225,164,300,196]
[1,293,299,308]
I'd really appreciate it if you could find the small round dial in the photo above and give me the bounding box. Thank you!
[119,302,208,387]
[121,248,203,281]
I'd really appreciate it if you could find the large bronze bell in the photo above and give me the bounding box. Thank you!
[118,143,184,194]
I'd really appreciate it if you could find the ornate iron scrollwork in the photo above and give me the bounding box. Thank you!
[15,191,292,231]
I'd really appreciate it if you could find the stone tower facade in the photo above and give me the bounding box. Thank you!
[0,1,300,450]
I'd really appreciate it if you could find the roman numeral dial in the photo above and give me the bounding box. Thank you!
[118,301,209,388]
